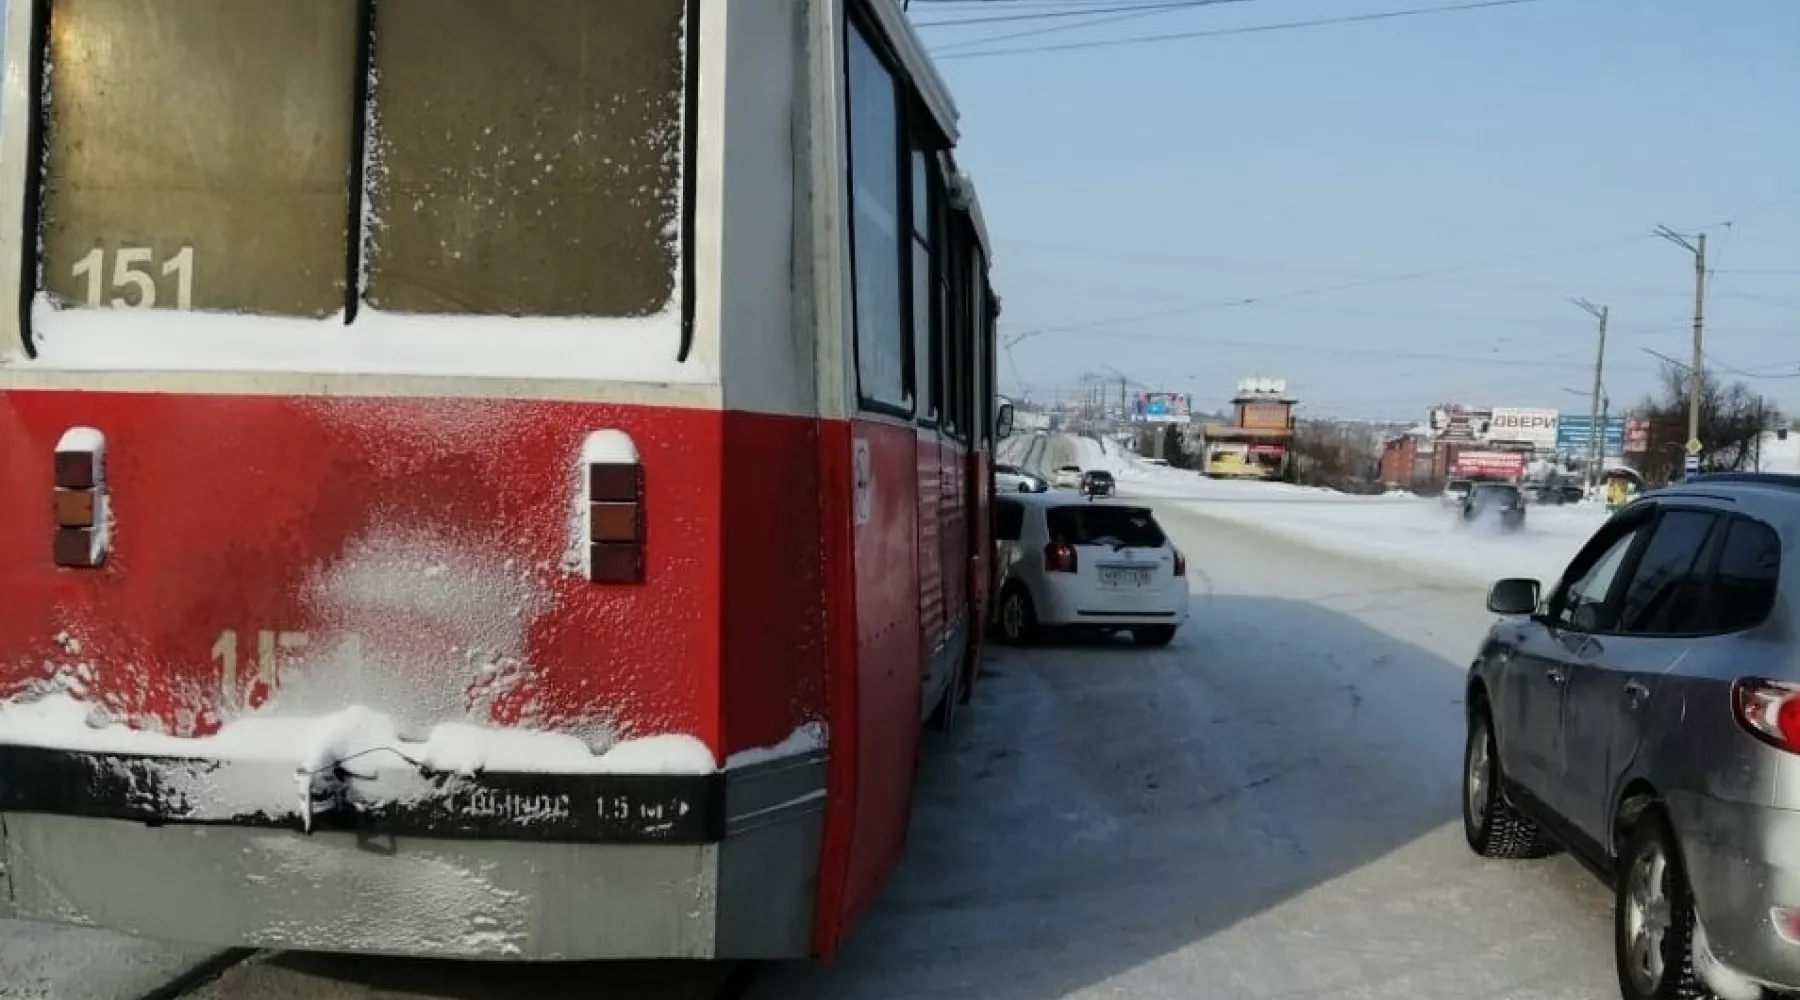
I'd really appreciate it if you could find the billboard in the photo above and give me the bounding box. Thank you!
[1556,415,1626,452]
[1132,391,1192,424]
[1429,405,1491,443]
[1489,408,1559,449]
[1240,401,1289,430]
[1453,449,1527,480]
[1624,417,1650,454]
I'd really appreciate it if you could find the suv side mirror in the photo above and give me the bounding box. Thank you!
[995,402,1015,439]
[1486,578,1540,615]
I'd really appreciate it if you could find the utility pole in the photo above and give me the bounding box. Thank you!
[1572,298,1608,490]
[1655,225,1707,467]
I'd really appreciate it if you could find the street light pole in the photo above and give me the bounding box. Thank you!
[1573,298,1608,490]
[1655,225,1707,464]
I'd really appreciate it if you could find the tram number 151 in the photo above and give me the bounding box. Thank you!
[70,246,195,310]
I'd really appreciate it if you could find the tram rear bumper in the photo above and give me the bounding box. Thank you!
[0,746,827,960]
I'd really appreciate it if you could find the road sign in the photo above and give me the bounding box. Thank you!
[1687,437,1703,456]
[1684,454,1701,481]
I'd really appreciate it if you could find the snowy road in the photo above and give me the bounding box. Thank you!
[4,434,1621,999]
[754,437,1619,1000]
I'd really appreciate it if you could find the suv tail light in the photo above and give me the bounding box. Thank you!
[1043,542,1077,573]
[1173,547,1187,577]
[1732,678,1800,753]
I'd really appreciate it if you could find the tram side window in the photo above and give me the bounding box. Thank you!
[910,144,940,425]
[943,222,969,442]
[846,21,910,410]
[364,0,685,317]
[39,0,359,317]
[974,249,992,446]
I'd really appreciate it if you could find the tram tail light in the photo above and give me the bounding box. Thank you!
[581,431,644,585]
[52,427,109,569]
[1043,542,1077,573]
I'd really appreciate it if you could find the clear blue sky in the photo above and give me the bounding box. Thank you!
[911,0,1800,422]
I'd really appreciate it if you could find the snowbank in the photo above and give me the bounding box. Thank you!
[1075,436,1609,586]
[0,694,717,774]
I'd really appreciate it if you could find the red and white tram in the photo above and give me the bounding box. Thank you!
[0,0,1009,962]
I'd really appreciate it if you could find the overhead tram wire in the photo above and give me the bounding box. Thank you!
[998,180,1800,345]
[911,0,1271,27]
[933,0,1552,59]
[921,0,1282,51]
[1003,232,1662,341]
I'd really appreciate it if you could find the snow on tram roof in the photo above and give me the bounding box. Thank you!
[866,0,961,145]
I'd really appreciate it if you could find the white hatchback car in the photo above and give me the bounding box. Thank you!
[991,493,1189,646]
[1051,464,1083,490]
[994,463,1048,493]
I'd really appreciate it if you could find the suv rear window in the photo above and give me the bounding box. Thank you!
[1046,505,1165,548]
[1705,516,1781,632]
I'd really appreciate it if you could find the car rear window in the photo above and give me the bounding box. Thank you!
[1705,516,1781,632]
[1046,505,1165,548]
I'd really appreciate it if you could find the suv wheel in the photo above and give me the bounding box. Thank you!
[1462,709,1548,859]
[1615,812,1712,1000]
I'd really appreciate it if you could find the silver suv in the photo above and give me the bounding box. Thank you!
[1463,473,1796,1000]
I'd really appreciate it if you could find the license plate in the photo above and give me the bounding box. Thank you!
[1099,567,1151,587]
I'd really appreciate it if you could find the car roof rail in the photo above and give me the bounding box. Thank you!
[1685,472,1800,490]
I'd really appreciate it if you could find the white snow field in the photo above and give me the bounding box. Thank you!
[1055,433,1609,588]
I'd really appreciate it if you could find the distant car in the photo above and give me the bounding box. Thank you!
[1463,474,1799,999]
[1079,469,1115,497]
[1463,482,1526,530]
[990,493,1188,646]
[1443,478,1474,508]
[1529,483,1588,506]
[1051,464,1083,490]
[995,463,1047,493]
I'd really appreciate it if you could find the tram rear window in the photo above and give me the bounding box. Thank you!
[363,0,686,318]
[39,0,360,317]
[35,0,687,323]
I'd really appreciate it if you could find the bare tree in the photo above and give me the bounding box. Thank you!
[1635,362,1778,482]
[1287,420,1381,491]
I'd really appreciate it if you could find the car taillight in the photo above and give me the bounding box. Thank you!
[1731,678,1800,753]
[1044,542,1077,573]
[1173,548,1186,577]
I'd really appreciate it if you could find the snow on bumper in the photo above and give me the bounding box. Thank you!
[0,747,828,960]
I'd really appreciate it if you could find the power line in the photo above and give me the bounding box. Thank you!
[935,0,1550,59]
[1704,351,1800,381]
[926,0,1260,51]
[1005,232,1658,338]
[913,0,1256,28]
[1028,325,1667,374]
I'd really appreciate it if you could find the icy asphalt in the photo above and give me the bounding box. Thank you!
[2,435,1619,1000]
